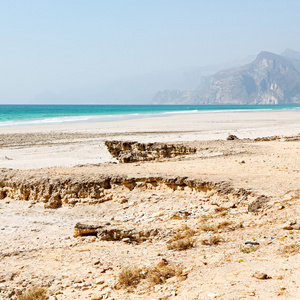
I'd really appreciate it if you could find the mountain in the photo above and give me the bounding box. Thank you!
[153,50,300,105]
[30,56,256,105]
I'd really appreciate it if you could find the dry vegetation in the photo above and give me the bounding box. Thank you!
[17,287,48,300]
[198,220,233,232]
[201,234,222,246]
[167,226,197,251]
[279,243,300,256]
[240,246,259,253]
[117,262,184,288]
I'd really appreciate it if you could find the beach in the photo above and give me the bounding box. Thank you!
[0,109,300,299]
[1,109,300,169]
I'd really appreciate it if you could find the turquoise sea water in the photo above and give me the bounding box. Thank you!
[0,105,299,127]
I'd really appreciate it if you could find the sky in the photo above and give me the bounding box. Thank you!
[1,0,300,104]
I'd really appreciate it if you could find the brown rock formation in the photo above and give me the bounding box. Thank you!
[105,141,197,163]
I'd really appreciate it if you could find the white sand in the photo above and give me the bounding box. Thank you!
[0,110,299,169]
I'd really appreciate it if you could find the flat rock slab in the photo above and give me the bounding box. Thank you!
[74,221,162,243]
[73,221,110,237]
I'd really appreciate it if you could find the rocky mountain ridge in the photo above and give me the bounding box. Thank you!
[153,49,300,105]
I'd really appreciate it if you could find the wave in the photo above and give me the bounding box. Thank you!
[0,105,299,127]
[161,109,199,115]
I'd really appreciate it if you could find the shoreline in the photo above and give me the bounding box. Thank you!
[1,104,299,129]
[0,109,299,169]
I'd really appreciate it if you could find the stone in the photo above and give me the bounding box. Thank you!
[253,273,269,280]
[91,294,103,300]
[73,221,109,237]
[227,134,239,140]
[283,220,297,230]
[105,140,197,163]
[44,194,62,209]
[248,196,269,213]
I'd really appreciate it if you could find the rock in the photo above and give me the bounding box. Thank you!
[156,258,169,268]
[227,134,239,141]
[95,278,105,285]
[73,221,109,237]
[91,294,103,300]
[105,140,197,163]
[44,194,62,209]
[253,273,269,280]
[283,220,300,230]
[97,223,159,243]
[248,196,269,213]
[207,293,219,298]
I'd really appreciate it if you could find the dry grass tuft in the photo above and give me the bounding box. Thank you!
[147,265,183,285]
[118,266,146,287]
[201,234,222,246]
[167,237,196,251]
[279,243,300,256]
[167,226,196,251]
[200,214,214,222]
[240,246,259,253]
[17,287,47,300]
[214,206,228,213]
[198,220,233,232]
[218,211,228,217]
[117,263,184,288]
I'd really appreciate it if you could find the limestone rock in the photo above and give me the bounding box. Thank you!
[253,273,269,279]
[74,221,159,242]
[73,221,109,237]
[105,141,197,163]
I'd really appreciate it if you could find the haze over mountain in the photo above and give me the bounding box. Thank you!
[153,49,300,105]
[30,56,255,105]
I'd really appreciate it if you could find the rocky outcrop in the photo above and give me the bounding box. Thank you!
[105,141,197,163]
[0,168,253,209]
[153,50,300,105]
[74,221,160,243]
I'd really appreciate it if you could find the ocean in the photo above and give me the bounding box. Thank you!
[0,104,299,127]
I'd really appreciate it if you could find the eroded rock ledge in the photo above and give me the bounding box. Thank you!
[0,168,257,209]
[105,140,197,163]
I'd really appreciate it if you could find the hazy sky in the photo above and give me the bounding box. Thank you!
[1,0,300,103]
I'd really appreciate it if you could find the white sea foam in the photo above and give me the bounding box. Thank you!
[0,106,299,127]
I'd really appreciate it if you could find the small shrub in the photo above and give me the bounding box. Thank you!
[118,267,145,287]
[201,234,222,246]
[167,237,196,251]
[240,246,258,253]
[279,243,300,256]
[198,220,233,232]
[167,226,196,251]
[117,264,183,289]
[147,265,183,285]
[17,287,47,300]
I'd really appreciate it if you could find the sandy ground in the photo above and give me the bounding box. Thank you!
[0,110,300,299]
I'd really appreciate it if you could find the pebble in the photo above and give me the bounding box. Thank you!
[253,273,268,280]
[91,294,103,300]
[95,278,105,285]
[207,292,219,298]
